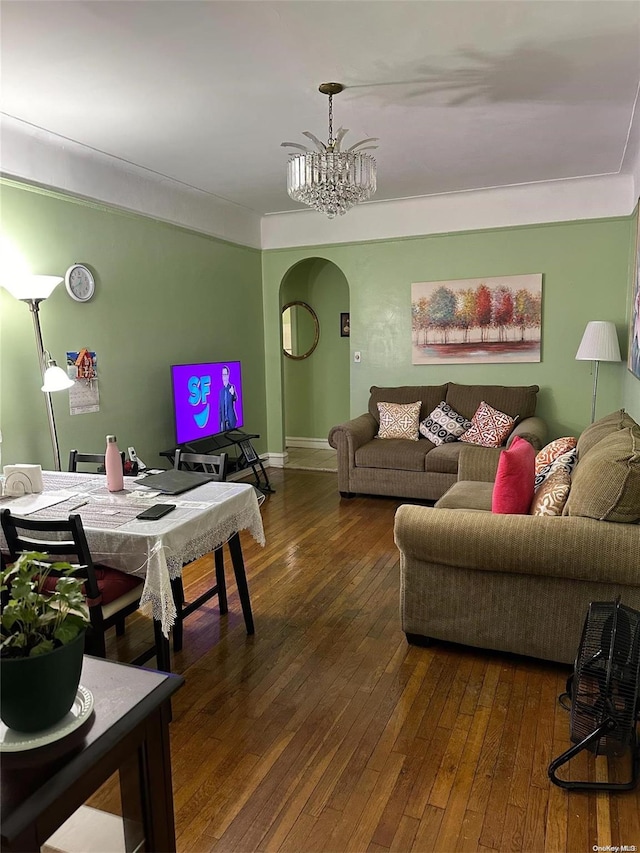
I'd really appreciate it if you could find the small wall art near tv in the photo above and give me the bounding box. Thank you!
[411,273,542,365]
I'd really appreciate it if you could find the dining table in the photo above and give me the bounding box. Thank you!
[0,471,266,668]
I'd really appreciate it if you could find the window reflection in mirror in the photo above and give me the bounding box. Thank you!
[282,301,319,360]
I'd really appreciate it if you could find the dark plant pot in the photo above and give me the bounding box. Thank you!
[0,631,85,732]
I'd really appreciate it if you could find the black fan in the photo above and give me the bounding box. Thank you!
[549,598,640,791]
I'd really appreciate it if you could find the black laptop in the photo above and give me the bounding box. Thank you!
[134,469,215,495]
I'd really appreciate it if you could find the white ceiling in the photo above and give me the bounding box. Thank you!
[2,0,640,217]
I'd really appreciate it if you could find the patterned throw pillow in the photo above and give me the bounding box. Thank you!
[534,448,578,490]
[460,401,518,448]
[535,437,577,477]
[530,468,572,516]
[419,402,472,446]
[377,401,421,441]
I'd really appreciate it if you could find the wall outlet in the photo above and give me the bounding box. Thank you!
[354,351,361,363]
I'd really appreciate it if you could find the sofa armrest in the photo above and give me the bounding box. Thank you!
[506,416,547,451]
[394,505,640,586]
[328,413,377,493]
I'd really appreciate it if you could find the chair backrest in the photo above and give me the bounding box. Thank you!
[69,449,125,474]
[174,450,227,481]
[0,508,100,601]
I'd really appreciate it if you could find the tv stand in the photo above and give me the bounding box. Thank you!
[160,430,274,494]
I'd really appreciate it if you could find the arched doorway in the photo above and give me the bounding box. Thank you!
[279,258,350,454]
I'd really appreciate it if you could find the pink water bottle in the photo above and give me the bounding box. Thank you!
[105,435,124,492]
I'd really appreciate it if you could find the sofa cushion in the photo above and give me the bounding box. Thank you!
[491,436,536,514]
[445,382,538,421]
[419,401,471,445]
[530,469,571,517]
[377,401,421,440]
[369,385,448,424]
[576,409,634,460]
[435,480,493,511]
[425,442,463,474]
[460,401,518,448]
[355,438,431,472]
[564,425,640,523]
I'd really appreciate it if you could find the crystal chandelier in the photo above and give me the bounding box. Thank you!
[282,83,378,219]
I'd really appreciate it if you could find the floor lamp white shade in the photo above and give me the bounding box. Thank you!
[0,275,67,470]
[575,320,621,423]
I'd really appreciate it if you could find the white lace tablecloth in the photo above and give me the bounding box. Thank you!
[0,473,265,635]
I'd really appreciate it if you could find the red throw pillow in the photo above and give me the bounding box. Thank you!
[491,436,536,514]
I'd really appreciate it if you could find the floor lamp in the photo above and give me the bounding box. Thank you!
[0,275,74,471]
[575,320,621,424]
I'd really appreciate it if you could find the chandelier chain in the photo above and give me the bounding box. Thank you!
[328,94,333,146]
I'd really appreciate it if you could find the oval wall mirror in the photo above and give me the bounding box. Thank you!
[282,301,320,360]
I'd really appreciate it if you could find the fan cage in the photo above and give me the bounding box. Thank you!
[570,600,640,757]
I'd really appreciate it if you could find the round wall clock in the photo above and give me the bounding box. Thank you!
[65,263,95,302]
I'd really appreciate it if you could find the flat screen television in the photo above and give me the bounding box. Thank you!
[171,360,244,445]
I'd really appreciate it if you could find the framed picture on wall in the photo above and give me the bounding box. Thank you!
[340,312,350,337]
[629,201,640,380]
[411,273,542,364]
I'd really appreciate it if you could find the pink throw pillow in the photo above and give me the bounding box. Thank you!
[491,436,536,514]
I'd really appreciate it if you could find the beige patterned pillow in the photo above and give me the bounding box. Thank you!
[377,401,421,441]
[530,469,571,516]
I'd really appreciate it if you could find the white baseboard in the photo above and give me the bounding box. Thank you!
[265,452,287,469]
[285,436,332,450]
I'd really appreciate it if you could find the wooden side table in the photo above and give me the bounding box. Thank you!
[1,656,184,853]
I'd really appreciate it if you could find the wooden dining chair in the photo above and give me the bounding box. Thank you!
[171,450,239,652]
[68,449,125,474]
[0,509,169,670]
[173,449,228,480]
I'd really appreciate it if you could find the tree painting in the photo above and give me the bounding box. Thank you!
[411,274,542,364]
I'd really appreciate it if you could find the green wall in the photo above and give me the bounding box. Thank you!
[0,181,266,470]
[263,217,637,451]
[280,259,349,440]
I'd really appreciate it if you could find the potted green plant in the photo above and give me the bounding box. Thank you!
[1,551,90,732]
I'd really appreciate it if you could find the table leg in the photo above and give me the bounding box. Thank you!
[214,547,228,614]
[227,533,254,635]
[137,702,178,853]
[154,620,171,672]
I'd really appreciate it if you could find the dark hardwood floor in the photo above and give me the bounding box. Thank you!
[92,467,640,852]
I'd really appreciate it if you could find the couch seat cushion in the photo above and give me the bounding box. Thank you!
[424,442,463,474]
[355,438,432,472]
[564,424,640,523]
[445,382,538,421]
[435,481,493,511]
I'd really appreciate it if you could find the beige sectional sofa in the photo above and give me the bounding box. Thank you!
[328,383,546,501]
[394,409,640,664]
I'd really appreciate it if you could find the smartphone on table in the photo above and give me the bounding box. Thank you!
[136,504,176,521]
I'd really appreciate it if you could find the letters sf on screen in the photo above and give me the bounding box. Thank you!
[170,361,244,444]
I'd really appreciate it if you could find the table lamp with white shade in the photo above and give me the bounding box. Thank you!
[575,320,622,424]
[0,275,73,471]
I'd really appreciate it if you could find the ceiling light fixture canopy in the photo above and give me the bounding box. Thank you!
[282,82,378,219]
